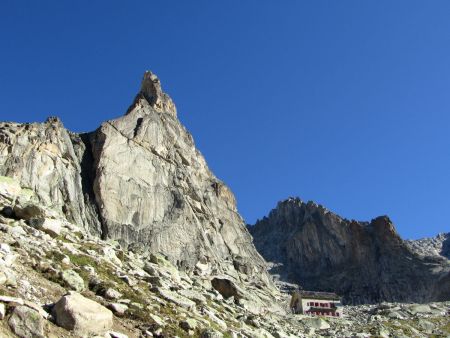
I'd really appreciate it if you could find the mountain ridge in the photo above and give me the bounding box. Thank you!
[249,197,450,304]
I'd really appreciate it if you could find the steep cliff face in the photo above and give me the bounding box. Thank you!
[0,71,268,279]
[249,197,450,304]
[0,118,102,234]
[89,71,267,274]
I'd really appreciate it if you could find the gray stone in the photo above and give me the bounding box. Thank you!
[304,317,330,330]
[200,329,224,338]
[417,319,435,331]
[409,304,431,314]
[61,269,85,292]
[211,277,243,301]
[52,292,113,336]
[8,305,45,338]
[180,318,198,331]
[149,313,165,327]
[103,287,122,300]
[28,218,62,237]
[14,204,45,221]
[0,295,24,305]
[108,303,128,316]
[157,288,196,309]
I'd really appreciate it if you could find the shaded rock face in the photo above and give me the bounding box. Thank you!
[249,198,450,304]
[0,71,267,278]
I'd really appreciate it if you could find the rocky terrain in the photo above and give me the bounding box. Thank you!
[249,197,450,304]
[0,71,448,337]
[0,176,448,337]
[406,233,450,260]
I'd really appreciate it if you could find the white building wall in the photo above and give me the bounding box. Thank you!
[301,298,343,317]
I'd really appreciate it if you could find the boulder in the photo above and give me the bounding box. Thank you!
[102,246,123,267]
[14,204,45,221]
[409,304,431,314]
[180,318,198,331]
[157,288,196,309]
[102,287,122,300]
[0,295,24,305]
[149,313,165,327]
[8,305,45,338]
[211,277,243,301]
[149,253,180,282]
[28,218,62,237]
[201,329,224,338]
[108,303,128,316]
[52,292,113,335]
[61,269,85,291]
[304,317,330,330]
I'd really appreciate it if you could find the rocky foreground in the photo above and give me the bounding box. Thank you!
[0,177,449,338]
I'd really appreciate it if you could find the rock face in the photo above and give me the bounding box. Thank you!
[0,71,267,279]
[0,118,102,235]
[249,197,450,304]
[406,233,450,260]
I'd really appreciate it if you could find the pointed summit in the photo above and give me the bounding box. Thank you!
[140,71,177,116]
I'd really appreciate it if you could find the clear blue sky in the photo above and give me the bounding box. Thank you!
[1,1,449,239]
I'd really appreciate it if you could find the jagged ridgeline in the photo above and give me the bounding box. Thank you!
[249,198,450,304]
[0,71,269,281]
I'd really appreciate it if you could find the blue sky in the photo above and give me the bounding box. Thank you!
[1,1,449,239]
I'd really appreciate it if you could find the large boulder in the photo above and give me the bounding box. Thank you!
[52,292,113,336]
[211,277,244,301]
[13,204,45,221]
[8,305,45,338]
[28,218,62,237]
[61,270,85,292]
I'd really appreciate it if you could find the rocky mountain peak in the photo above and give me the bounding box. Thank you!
[0,71,269,287]
[369,215,400,241]
[45,116,63,126]
[139,70,176,116]
[250,199,450,304]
